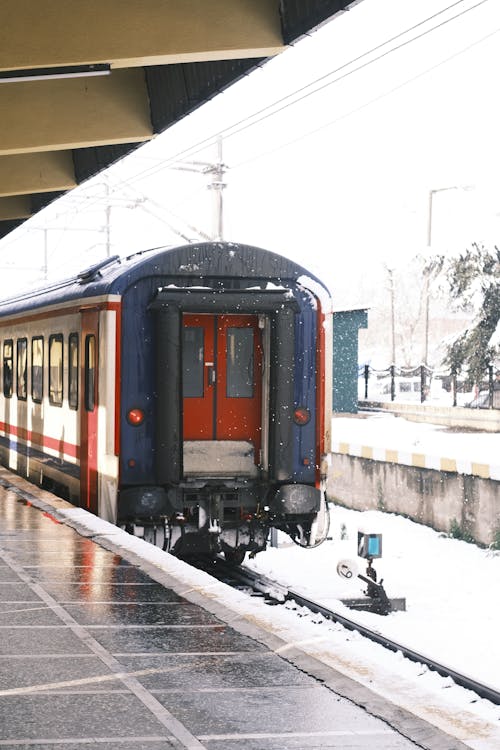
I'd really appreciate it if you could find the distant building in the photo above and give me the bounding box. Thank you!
[332,308,368,413]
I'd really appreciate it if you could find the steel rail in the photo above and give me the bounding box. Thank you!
[208,558,500,706]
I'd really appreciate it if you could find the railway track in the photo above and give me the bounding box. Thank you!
[196,556,500,707]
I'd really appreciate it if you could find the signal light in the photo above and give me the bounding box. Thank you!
[127,408,144,426]
[293,406,310,425]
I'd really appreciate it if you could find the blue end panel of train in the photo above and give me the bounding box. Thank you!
[119,277,160,483]
[292,295,317,484]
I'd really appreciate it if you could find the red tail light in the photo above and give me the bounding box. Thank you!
[127,408,144,426]
[293,406,310,425]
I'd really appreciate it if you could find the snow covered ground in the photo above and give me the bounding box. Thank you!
[247,507,500,690]
[248,414,500,683]
[330,412,499,467]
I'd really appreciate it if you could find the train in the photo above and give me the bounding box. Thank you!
[0,241,332,562]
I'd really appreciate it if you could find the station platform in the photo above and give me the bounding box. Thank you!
[0,469,473,750]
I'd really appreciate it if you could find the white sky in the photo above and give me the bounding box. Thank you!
[1,0,500,305]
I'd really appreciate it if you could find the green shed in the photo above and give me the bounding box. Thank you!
[332,308,368,413]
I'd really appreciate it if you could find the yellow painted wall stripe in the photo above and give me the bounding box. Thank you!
[332,443,496,480]
[440,457,457,473]
[471,463,490,479]
[385,449,398,463]
[411,453,426,468]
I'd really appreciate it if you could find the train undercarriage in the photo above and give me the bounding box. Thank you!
[119,480,330,563]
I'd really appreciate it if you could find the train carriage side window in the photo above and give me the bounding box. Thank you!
[226,327,254,398]
[68,333,79,410]
[85,334,96,412]
[16,338,28,401]
[49,334,63,406]
[31,336,44,403]
[3,340,13,398]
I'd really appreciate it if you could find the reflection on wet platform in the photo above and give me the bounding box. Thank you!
[0,483,421,749]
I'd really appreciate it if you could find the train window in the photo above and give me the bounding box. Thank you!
[226,328,253,398]
[49,334,63,406]
[85,334,96,412]
[68,333,79,410]
[31,336,44,403]
[182,327,204,398]
[16,338,28,400]
[3,340,13,398]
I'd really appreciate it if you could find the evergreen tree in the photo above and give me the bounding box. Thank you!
[442,243,500,383]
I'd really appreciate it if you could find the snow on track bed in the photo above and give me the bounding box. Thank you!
[198,557,500,705]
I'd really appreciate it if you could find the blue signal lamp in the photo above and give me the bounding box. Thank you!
[358,531,382,559]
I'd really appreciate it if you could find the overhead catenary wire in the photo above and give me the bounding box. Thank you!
[230,23,500,171]
[121,0,489,189]
[202,0,492,157]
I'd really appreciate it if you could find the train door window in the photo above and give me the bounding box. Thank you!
[3,340,13,398]
[16,338,28,400]
[68,333,79,410]
[85,334,96,412]
[31,337,44,403]
[49,334,63,406]
[226,327,254,398]
[182,327,204,398]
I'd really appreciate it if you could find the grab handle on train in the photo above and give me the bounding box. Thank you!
[207,366,216,386]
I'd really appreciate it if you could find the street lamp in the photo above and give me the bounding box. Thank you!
[423,185,473,366]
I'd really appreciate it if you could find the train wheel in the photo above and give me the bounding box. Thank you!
[143,524,166,548]
[223,548,246,566]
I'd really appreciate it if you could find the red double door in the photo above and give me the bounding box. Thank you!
[182,314,262,458]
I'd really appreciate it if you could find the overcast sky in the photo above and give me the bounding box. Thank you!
[1,0,499,304]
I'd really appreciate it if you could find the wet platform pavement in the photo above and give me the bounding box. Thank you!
[0,479,466,750]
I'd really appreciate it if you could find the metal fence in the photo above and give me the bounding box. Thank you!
[359,364,500,409]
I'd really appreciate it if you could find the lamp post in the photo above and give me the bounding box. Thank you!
[423,185,472,366]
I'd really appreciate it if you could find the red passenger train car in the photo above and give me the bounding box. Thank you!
[0,242,331,561]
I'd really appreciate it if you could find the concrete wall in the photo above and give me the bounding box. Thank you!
[360,401,500,432]
[328,453,500,547]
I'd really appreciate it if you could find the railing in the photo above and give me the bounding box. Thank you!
[359,364,500,410]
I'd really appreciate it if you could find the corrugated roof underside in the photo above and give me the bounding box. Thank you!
[146,59,265,134]
[280,0,356,43]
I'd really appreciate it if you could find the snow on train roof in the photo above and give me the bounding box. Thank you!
[0,242,331,317]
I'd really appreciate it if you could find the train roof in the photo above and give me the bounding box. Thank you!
[0,241,331,317]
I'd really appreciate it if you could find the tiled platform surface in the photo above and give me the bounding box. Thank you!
[0,476,469,750]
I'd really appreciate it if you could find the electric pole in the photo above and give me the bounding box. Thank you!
[173,137,227,241]
[206,137,226,241]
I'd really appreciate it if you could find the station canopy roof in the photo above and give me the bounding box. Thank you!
[0,1,360,242]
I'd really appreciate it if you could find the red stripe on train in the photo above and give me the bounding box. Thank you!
[0,421,80,460]
[0,300,120,328]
